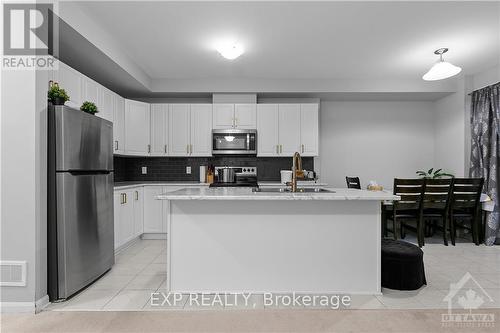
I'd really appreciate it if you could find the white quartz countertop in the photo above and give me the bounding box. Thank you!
[157,187,400,201]
[114,181,209,190]
[114,180,327,190]
[258,181,328,186]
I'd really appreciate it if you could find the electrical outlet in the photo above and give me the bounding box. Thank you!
[141,167,147,174]
[186,166,191,174]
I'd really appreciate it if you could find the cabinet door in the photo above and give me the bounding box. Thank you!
[213,104,234,129]
[143,186,165,233]
[121,190,135,244]
[278,104,301,156]
[132,187,144,237]
[56,62,82,108]
[98,86,114,122]
[150,104,168,156]
[113,192,123,250]
[300,104,319,156]
[168,104,190,156]
[125,99,150,155]
[113,95,125,154]
[82,77,99,106]
[234,104,257,129]
[257,104,279,156]
[190,104,212,156]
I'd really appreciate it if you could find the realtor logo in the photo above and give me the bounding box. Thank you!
[3,3,53,55]
[441,272,495,328]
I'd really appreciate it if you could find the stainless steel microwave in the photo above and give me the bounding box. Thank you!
[212,129,257,155]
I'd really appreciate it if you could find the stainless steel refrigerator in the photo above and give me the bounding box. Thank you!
[48,105,114,301]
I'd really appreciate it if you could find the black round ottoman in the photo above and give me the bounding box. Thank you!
[381,239,427,290]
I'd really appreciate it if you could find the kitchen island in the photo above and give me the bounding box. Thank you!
[158,187,399,294]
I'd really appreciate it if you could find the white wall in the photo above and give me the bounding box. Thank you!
[433,78,466,177]
[470,64,500,92]
[432,65,500,179]
[0,66,48,312]
[317,101,435,189]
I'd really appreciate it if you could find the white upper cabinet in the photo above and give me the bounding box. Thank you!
[278,104,301,156]
[125,99,151,155]
[257,104,279,156]
[150,104,169,156]
[300,104,319,156]
[213,103,257,129]
[190,104,213,156]
[168,104,191,156]
[55,62,82,108]
[98,86,114,122]
[213,104,234,129]
[82,77,99,106]
[234,104,257,129]
[113,95,125,154]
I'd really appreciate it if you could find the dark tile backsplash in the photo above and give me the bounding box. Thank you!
[113,156,314,182]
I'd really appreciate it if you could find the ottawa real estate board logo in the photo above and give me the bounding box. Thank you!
[442,272,495,328]
[2,3,55,69]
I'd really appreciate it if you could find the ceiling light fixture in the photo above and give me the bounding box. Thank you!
[422,48,462,81]
[216,42,244,60]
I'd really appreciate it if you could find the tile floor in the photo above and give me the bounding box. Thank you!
[46,238,500,312]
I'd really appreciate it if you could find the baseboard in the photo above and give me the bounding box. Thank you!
[0,301,35,313]
[141,233,167,240]
[35,295,50,313]
[0,294,50,314]
[114,236,141,255]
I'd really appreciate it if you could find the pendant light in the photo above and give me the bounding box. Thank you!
[422,48,462,81]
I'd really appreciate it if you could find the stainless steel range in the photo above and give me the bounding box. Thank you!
[210,166,258,188]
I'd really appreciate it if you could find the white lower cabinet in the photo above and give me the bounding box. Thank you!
[143,186,166,233]
[114,187,143,251]
[115,185,208,247]
[132,187,144,237]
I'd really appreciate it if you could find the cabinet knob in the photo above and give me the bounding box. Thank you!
[115,141,119,151]
[164,144,167,154]
[301,144,304,153]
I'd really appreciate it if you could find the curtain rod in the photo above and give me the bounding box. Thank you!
[467,81,500,96]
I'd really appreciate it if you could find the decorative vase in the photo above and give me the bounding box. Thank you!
[52,97,66,105]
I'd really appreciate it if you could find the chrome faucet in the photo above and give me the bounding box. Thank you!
[289,151,302,192]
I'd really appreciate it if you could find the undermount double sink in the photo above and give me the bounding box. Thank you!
[252,187,334,193]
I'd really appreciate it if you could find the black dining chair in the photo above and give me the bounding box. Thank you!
[449,178,484,246]
[385,179,425,247]
[422,178,454,246]
[346,176,361,189]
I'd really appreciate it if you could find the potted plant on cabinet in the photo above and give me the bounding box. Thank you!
[416,168,454,179]
[47,82,69,105]
[80,101,98,115]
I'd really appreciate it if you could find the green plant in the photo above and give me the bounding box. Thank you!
[47,83,69,103]
[80,101,98,115]
[416,168,454,179]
